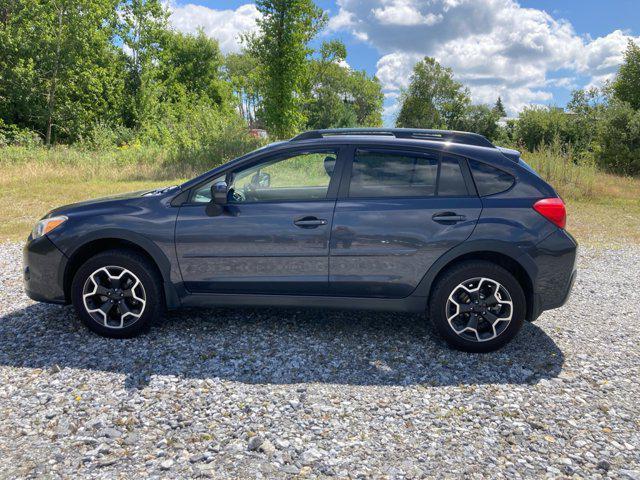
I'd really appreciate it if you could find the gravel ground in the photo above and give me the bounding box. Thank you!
[1,241,639,479]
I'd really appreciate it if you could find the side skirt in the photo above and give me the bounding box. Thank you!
[179,292,428,313]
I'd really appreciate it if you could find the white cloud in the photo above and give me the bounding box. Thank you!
[168,3,259,54]
[372,1,443,26]
[331,0,640,115]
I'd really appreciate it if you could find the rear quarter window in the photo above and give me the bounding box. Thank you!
[469,160,515,196]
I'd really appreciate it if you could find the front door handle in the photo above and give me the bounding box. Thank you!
[294,216,328,228]
[432,212,466,223]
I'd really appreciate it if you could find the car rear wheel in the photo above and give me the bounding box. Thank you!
[71,249,163,338]
[429,261,525,352]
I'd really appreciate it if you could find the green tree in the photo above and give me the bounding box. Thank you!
[303,40,383,129]
[160,29,229,106]
[0,0,124,144]
[566,87,608,155]
[596,99,640,175]
[515,106,575,151]
[117,0,168,129]
[225,52,261,127]
[396,57,471,129]
[493,97,507,117]
[245,0,326,138]
[613,40,640,110]
[460,105,500,140]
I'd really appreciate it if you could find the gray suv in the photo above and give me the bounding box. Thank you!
[23,128,577,352]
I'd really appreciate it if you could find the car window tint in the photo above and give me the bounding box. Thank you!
[469,160,515,196]
[438,155,468,196]
[228,150,337,203]
[349,150,438,198]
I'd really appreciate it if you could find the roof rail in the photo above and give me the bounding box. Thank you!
[290,128,495,148]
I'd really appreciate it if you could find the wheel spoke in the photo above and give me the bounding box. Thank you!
[482,310,499,324]
[94,285,110,296]
[484,293,499,306]
[98,301,115,316]
[118,301,132,317]
[461,304,475,314]
[466,313,479,331]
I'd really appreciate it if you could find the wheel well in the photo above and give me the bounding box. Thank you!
[429,251,534,321]
[63,238,164,304]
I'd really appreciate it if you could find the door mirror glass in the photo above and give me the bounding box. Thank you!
[211,181,228,205]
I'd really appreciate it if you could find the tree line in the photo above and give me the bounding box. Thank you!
[0,0,383,146]
[396,42,640,176]
[1,0,638,175]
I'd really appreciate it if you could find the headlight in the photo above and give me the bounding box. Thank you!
[32,216,68,239]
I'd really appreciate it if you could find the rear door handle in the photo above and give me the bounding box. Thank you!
[432,212,466,223]
[294,216,328,228]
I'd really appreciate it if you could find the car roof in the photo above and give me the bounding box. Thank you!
[285,134,510,163]
[291,128,495,148]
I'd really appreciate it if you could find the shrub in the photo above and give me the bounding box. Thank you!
[143,104,265,174]
[523,138,597,200]
[595,100,640,176]
[0,120,42,147]
[79,123,136,150]
[515,106,575,151]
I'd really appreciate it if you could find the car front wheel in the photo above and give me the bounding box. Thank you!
[71,249,163,338]
[429,260,526,352]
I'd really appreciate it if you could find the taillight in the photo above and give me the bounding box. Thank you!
[533,198,566,229]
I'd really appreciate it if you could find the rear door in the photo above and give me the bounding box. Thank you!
[175,146,345,295]
[329,147,482,297]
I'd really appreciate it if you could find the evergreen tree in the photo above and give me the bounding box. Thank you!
[493,96,507,117]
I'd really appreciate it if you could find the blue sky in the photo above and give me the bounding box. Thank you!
[168,0,640,125]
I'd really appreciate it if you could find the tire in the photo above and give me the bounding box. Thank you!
[428,260,526,353]
[71,249,163,338]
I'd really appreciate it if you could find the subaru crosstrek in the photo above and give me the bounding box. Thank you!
[23,128,577,352]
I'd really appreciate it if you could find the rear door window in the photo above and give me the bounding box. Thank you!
[349,150,438,198]
[469,160,515,196]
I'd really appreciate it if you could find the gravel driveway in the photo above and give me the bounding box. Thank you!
[1,242,639,479]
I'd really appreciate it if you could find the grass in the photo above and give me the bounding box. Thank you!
[521,145,640,246]
[0,145,639,246]
[0,146,189,241]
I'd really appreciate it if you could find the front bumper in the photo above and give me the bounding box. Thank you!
[23,235,68,304]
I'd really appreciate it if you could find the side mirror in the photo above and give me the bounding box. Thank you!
[211,181,228,205]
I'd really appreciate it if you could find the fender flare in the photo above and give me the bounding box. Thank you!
[412,239,538,299]
[59,228,180,307]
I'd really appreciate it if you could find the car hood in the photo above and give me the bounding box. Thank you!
[46,187,178,217]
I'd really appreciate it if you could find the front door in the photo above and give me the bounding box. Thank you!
[175,147,343,295]
[329,148,482,297]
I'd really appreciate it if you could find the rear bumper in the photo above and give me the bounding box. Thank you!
[23,235,68,304]
[528,228,578,320]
